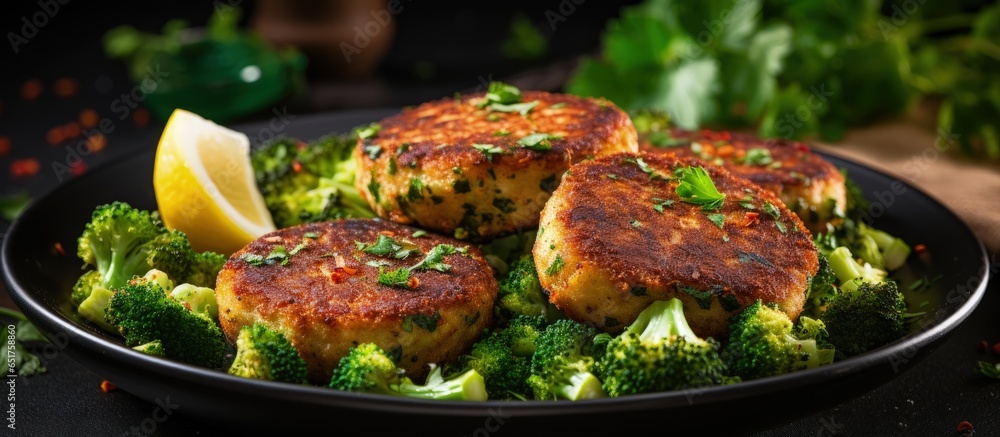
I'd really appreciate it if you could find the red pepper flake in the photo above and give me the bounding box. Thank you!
[292,161,303,173]
[407,276,420,289]
[330,268,349,284]
[379,230,396,237]
[979,341,990,353]
[992,342,1000,355]
[79,109,99,129]
[21,79,44,101]
[0,136,10,156]
[70,161,87,176]
[720,131,731,141]
[46,127,65,145]
[100,380,118,393]
[743,211,760,227]
[957,421,973,433]
[10,159,40,178]
[87,132,107,153]
[133,108,150,127]
[52,242,66,256]
[53,78,79,98]
[914,244,927,254]
[792,142,810,153]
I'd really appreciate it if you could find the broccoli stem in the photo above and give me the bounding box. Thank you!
[632,299,702,345]
[392,368,487,401]
[553,371,605,401]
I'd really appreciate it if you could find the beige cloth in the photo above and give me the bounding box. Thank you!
[813,119,1000,254]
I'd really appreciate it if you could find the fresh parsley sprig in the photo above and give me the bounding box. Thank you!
[675,166,726,211]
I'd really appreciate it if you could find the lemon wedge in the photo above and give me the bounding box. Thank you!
[153,108,275,255]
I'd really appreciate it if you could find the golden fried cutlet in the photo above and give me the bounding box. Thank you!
[215,219,497,384]
[640,129,846,234]
[355,91,638,241]
[534,152,819,338]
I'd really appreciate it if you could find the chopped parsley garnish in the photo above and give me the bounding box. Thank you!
[607,174,618,180]
[490,101,540,116]
[409,244,461,272]
[356,123,381,140]
[387,158,397,175]
[363,144,383,160]
[493,130,511,136]
[545,254,565,275]
[493,197,516,213]
[378,267,412,288]
[358,234,420,259]
[775,221,787,234]
[517,133,562,151]
[675,166,726,210]
[473,143,503,161]
[411,230,428,238]
[624,156,658,178]
[478,81,539,116]
[762,201,780,219]
[549,102,567,109]
[482,81,521,105]
[652,197,675,213]
[739,195,756,210]
[242,242,308,267]
[407,177,425,201]
[303,232,320,239]
[630,219,642,228]
[707,213,725,229]
[742,148,773,166]
[681,287,714,310]
[410,311,441,333]
[453,179,471,193]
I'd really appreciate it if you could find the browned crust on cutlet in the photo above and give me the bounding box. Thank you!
[353,91,638,240]
[535,152,818,336]
[363,91,635,172]
[640,129,843,198]
[216,219,496,382]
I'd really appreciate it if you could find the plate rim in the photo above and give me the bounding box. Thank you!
[1,108,991,416]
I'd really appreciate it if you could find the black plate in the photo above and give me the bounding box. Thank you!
[2,109,990,435]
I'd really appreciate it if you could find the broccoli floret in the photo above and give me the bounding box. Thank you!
[73,202,226,308]
[77,285,115,333]
[598,299,733,397]
[105,278,226,368]
[133,340,165,356]
[855,224,911,271]
[71,270,102,306]
[479,230,537,275]
[820,280,907,357]
[169,284,218,320]
[725,300,835,380]
[252,134,375,229]
[330,343,487,401]
[496,255,562,323]
[527,319,606,401]
[450,317,550,400]
[500,315,545,357]
[803,253,837,318]
[228,323,307,383]
[77,202,167,292]
[827,246,887,293]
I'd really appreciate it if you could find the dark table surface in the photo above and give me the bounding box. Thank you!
[2,2,998,435]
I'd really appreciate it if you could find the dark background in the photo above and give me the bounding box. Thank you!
[1,1,998,435]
